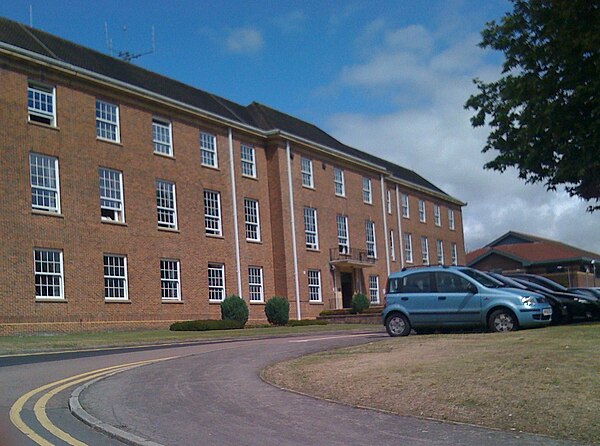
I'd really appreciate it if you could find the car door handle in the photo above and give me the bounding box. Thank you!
[401,297,409,301]
[438,296,447,300]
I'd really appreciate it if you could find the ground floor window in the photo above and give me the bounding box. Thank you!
[103,254,128,300]
[34,248,63,299]
[248,267,264,302]
[161,259,181,300]
[369,275,380,304]
[308,270,322,302]
[208,263,225,301]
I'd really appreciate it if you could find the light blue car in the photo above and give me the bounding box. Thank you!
[382,266,553,336]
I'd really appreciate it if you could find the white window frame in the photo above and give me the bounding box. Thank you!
[96,99,120,142]
[156,179,177,229]
[99,168,125,223]
[451,243,458,265]
[401,194,410,218]
[200,132,218,168]
[28,81,56,126]
[434,204,441,227]
[204,190,222,236]
[161,259,181,301]
[386,190,392,214]
[152,118,173,156]
[369,275,380,304]
[421,236,430,265]
[448,209,456,231]
[29,153,60,213]
[248,266,264,302]
[301,157,313,188]
[34,248,64,300]
[336,215,350,254]
[208,263,225,302]
[365,220,377,258]
[362,177,372,204]
[103,254,128,301]
[303,207,319,250]
[418,200,426,223]
[241,144,256,178]
[244,198,261,241]
[308,269,322,302]
[390,229,396,261]
[437,240,444,265]
[404,233,413,263]
[333,167,345,197]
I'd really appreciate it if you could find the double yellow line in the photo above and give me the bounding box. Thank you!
[9,356,177,446]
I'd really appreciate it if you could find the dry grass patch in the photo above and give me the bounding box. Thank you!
[263,324,600,444]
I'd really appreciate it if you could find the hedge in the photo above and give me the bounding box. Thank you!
[170,319,244,331]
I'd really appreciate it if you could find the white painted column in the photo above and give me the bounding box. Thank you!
[228,128,243,297]
[395,184,405,268]
[285,141,301,320]
[380,175,390,276]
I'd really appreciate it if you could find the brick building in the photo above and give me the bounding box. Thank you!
[0,18,466,334]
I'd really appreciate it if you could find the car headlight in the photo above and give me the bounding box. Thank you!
[521,296,536,306]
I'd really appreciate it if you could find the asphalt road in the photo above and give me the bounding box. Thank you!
[0,331,584,446]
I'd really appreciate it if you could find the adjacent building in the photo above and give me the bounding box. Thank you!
[0,18,466,334]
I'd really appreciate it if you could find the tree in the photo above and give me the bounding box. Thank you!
[465,0,600,211]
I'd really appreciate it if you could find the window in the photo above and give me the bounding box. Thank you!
[244,198,260,241]
[390,230,396,261]
[396,272,432,293]
[369,275,380,304]
[362,177,372,203]
[208,263,225,301]
[156,180,177,229]
[308,270,321,302]
[248,267,264,302]
[103,254,128,300]
[99,168,125,222]
[418,200,426,223]
[404,233,413,263]
[451,243,458,265]
[437,240,444,264]
[386,190,392,214]
[96,99,119,142]
[34,249,63,299]
[204,190,222,236]
[301,157,313,188]
[365,220,376,258]
[303,207,319,250]
[28,82,55,126]
[448,209,455,230]
[435,272,471,293]
[336,215,349,254]
[29,153,60,213]
[333,167,345,196]
[434,204,441,226]
[161,259,181,300]
[200,132,218,167]
[152,118,172,156]
[241,144,256,177]
[401,194,410,218]
[421,236,430,265]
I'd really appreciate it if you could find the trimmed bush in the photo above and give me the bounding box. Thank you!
[221,295,249,326]
[287,319,328,327]
[351,293,370,314]
[170,319,243,331]
[319,309,350,316]
[265,296,290,326]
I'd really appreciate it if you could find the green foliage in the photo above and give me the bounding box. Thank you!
[220,295,249,326]
[287,319,328,327]
[319,309,350,316]
[351,293,370,314]
[265,296,290,326]
[170,319,243,331]
[465,0,600,210]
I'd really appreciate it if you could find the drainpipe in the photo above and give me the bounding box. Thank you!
[380,175,390,276]
[285,141,301,320]
[228,128,242,297]
[395,185,405,268]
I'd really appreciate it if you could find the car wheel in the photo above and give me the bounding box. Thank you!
[385,313,411,337]
[488,309,518,333]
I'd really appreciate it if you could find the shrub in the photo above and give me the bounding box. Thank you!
[265,296,290,326]
[351,293,370,314]
[170,319,243,331]
[319,309,350,316]
[221,295,249,326]
[287,319,328,327]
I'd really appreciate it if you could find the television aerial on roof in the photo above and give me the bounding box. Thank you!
[104,22,155,63]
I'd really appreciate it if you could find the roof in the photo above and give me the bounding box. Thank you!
[0,16,457,202]
[466,231,600,266]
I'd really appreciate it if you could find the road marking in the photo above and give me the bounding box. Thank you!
[10,356,177,445]
[288,333,380,343]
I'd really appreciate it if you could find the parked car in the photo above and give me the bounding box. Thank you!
[382,266,552,336]
[569,287,600,299]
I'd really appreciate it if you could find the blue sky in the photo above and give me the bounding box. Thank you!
[2,1,598,253]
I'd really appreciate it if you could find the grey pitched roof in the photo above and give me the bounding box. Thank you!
[0,16,457,201]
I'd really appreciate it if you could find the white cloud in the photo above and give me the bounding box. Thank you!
[225,27,264,54]
[273,10,306,34]
[325,23,600,254]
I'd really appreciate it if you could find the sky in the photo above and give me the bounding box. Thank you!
[2,0,598,254]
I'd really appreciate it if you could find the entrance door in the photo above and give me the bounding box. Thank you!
[341,272,353,308]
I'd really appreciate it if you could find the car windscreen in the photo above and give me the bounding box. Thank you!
[488,273,527,289]
[460,269,503,288]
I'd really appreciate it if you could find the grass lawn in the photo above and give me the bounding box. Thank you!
[262,323,600,444]
[0,323,378,356]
